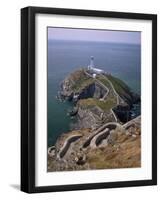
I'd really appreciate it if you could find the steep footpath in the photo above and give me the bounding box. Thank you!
[48,116,141,171]
[48,69,141,172]
[60,68,139,127]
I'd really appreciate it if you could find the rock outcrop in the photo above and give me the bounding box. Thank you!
[47,68,141,172]
[60,69,107,102]
[60,68,140,127]
[48,116,141,171]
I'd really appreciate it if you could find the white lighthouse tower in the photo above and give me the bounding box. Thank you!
[90,56,94,68]
[87,56,104,75]
[88,56,94,70]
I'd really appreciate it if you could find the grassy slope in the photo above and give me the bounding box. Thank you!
[69,69,133,111]
[78,74,117,112]
[78,98,116,111]
[87,130,141,169]
[74,73,140,168]
[105,74,133,101]
[69,69,94,92]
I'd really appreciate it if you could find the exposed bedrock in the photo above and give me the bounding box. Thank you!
[75,105,103,129]
[59,69,140,131]
[76,83,95,100]
[93,82,107,99]
[59,78,73,101]
[60,80,106,102]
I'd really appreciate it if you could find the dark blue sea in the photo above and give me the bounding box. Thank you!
[48,40,141,146]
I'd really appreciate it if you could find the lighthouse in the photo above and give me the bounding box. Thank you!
[87,56,104,74]
[89,56,94,68]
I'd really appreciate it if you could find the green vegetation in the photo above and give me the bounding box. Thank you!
[106,74,132,98]
[97,98,116,111]
[72,78,94,92]
[70,69,94,92]
[78,97,116,111]
[68,69,134,111]
[97,75,111,89]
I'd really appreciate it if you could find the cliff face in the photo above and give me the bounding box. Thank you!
[93,82,107,99]
[61,69,139,104]
[60,68,140,126]
[60,69,106,101]
[48,68,141,172]
[48,116,141,172]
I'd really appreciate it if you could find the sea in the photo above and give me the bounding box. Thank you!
[48,40,141,147]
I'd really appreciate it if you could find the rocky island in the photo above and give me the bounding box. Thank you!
[48,64,141,172]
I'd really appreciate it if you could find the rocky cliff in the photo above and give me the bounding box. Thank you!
[60,69,106,101]
[60,68,140,127]
[48,68,141,172]
[48,116,141,171]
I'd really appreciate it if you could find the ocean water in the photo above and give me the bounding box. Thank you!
[48,40,141,146]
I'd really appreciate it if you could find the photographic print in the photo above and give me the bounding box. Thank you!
[47,27,141,172]
[21,7,157,193]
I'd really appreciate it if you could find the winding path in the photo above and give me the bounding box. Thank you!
[58,134,82,159]
[57,122,121,159]
[57,70,130,159]
[123,115,141,129]
[102,74,124,105]
[83,122,121,148]
[55,116,141,159]
[84,70,123,122]
[84,69,124,104]
[84,70,109,101]
[111,108,118,122]
[90,128,110,148]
